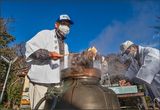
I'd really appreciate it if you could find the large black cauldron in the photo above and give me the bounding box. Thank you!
[55,67,120,110]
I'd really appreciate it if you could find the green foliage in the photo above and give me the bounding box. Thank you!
[7,77,24,107]
[0,18,16,85]
[0,18,15,47]
[0,18,26,109]
[0,47,26,108]
[0,32,15,47]
[0,48,17,83]
[0,61,7,84]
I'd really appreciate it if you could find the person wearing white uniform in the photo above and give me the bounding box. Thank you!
[25,14,73,109]
[120,40,160,108]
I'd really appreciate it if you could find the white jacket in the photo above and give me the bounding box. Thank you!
[25,29,69,84]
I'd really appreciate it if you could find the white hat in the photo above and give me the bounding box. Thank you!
[120,40,134,54]
[57,14,74,24]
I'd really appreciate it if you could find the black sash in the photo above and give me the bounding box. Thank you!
[58,39,65,70]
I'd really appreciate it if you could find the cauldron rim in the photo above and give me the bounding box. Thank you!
[61,67,101,80]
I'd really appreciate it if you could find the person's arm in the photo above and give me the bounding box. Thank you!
[29,49,63,61]
[125,58,139,80]
[29,49,50,60]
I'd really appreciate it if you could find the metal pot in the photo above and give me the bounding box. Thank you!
[55,68,120,110]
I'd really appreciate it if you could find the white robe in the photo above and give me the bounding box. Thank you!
[125,46,160,98]
[25,29,69,84]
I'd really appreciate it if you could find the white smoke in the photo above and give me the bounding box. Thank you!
[140,33,160,49]
[90,0,160,54]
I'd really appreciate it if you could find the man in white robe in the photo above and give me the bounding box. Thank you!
[120,40,160,108]
[25,14,73,109]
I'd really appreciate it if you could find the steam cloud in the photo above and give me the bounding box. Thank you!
[90,1,160,54]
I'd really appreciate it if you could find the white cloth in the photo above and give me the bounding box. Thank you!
[125,45,160,98]
[29,83,48,109]
[25,29,69,84]
[136,46,160,84]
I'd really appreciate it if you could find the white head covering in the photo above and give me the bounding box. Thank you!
[57,14,74,24]
[120,40,134,54]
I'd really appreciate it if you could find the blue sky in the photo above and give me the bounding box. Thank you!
[1,0,160,55]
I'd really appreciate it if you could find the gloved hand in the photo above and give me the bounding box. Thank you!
[45,84,63,99]
[49,52,63,60]
[119,79,131,86]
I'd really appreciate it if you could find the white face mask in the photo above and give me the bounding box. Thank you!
[120,54,131,63]
[128,51,137,59]
[58,25,70,36]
